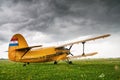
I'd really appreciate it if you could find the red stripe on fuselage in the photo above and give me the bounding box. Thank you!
[11,37,18,41]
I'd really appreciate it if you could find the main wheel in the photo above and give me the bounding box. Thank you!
[27,62,30,65]
[68,61,72,64]
[54,61,57,64]
[23,63,26,67]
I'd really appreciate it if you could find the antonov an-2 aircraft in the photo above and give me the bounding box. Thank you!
[8,33,110,66]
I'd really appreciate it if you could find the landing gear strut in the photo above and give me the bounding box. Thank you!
[65,59,73,64]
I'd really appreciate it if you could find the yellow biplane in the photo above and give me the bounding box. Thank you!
[8,33,110,66]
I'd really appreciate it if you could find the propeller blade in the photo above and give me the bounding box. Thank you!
[69,52,74,56]
[69,45,73,50]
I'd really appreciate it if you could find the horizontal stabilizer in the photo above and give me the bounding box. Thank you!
[69,52,98,58]
[16,45,42,51]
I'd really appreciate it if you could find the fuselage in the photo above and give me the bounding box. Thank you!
[8,46,70,63]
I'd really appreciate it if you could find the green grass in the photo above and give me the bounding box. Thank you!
[0,58,120,80]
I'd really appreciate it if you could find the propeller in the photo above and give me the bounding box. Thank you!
[68,45,74,56]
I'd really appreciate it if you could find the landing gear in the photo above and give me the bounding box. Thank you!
[27,62,30,65]
[54,61,58,64]
[68,61,72,64]
[23,63,26,67]
[23,62,30,67]
[65,59,73,64]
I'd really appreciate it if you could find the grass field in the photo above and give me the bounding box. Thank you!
[0,58,120,80]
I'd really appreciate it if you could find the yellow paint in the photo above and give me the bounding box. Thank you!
[8,34,69,63]
[8,33,110,63]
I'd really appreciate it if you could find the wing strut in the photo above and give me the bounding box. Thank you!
[21,48,31,59]
[82,42,86,56]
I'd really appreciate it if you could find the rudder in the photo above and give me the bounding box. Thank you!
[8,34,28,61]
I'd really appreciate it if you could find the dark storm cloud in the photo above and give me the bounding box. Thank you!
[47,0,120,39]
[0,0,120,41]
[0,0,120,58]
[51,0,120,24]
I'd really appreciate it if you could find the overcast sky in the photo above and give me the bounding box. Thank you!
[0,0,120,58]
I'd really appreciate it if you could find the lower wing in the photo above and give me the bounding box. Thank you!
[68,52,98,58]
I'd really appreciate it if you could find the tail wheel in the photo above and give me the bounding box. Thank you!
[23,63,26,67]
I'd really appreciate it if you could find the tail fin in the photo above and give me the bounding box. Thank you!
[8,34,28,61]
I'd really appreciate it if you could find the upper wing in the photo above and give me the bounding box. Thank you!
[16,45,42,51]
[56,34,110,48]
